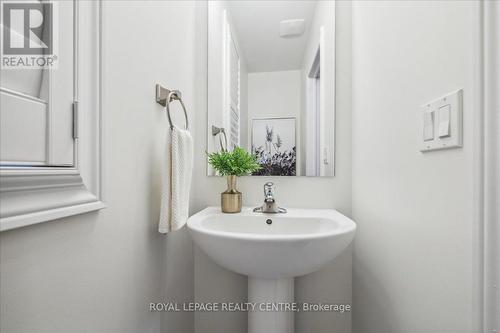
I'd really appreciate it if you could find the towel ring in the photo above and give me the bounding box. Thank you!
[166,91,189,130]
[212,125,228,152]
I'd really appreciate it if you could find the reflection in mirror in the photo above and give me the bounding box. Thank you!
[207,0,335,177]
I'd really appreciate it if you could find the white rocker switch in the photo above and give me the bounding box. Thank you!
[438,104,451,138]
[423,111,434,141]
[420,89,462,152]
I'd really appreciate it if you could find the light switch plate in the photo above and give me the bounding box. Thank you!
[420,89,463,152]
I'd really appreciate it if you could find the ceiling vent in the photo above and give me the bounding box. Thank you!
[279,19,305,38]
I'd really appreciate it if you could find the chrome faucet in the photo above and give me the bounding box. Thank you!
[253,182,287,214]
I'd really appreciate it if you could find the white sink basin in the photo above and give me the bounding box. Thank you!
[187,207,356,333]
[188,207,356,279]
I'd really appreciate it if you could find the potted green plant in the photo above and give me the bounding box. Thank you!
[207,147,261,213]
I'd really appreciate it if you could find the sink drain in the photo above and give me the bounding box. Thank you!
[266,219,272,225]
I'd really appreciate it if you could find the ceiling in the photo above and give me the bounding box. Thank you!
[226,0,318,73]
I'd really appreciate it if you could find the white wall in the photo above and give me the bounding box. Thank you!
[351,1,481,332]
[247,70,301,122]
[0,2,198,333]
[192,2,353,332]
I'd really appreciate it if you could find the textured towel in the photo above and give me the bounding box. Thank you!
[158,126,193,233]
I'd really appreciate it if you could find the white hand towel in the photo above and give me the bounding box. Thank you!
[158,126,194,233]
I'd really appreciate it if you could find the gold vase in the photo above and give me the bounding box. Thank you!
[221,175,242,213]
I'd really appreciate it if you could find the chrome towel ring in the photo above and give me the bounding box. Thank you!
[212,125,228,151]
[155,84,189,130]
[166,91,188,130]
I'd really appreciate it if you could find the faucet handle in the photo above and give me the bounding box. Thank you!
[254,182,286,214]
[264,182,274,192]
[264,182,275,200]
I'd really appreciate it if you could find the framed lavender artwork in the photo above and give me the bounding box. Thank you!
[251,117,296,176]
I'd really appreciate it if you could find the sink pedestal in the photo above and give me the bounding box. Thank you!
[248,277,294,333]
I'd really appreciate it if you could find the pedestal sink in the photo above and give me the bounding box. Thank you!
[187,207,356,333]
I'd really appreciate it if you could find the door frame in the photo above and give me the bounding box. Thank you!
[480,1,499,332]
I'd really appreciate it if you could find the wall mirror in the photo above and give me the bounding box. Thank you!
[207,0,336,177]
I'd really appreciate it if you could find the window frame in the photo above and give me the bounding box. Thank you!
[0,0,105,231]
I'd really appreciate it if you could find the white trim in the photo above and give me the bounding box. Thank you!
[0,87,48,105]
[1,201,105,232]
[472,2,485,331]
[330,8,336,177]
[318,25,326,176]
[482,1,499,332]
[305,46,321,176]
[222,9,232,143]
[0,0,104,231]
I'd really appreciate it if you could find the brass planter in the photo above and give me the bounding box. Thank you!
[221,175,242,213]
